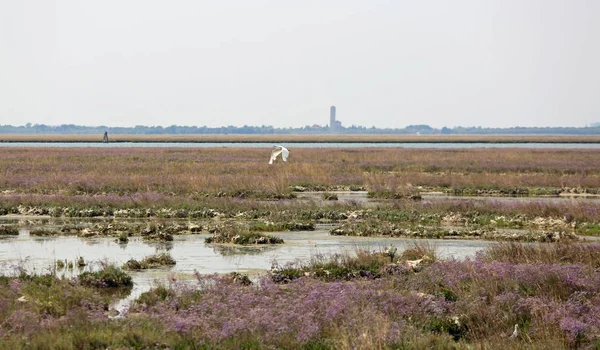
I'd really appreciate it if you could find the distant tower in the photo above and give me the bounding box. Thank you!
[330,106,336,132]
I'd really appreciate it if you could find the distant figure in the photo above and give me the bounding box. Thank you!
[103,131,109,143]
[268,145,289,164]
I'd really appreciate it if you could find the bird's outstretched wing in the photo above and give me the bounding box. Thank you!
[281,147,289,162]
[269,146,283,164]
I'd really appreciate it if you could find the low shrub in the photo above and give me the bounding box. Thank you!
[123,253,177,270]
[206,232,283,245]
[78,264,133,288]
[270,249,393,283]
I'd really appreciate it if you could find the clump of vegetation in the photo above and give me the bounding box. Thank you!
[122,259,143,270]
[140,222,174,241]
[284,221,315,231]
[224,272,253,286]
[0,225,19,236]
[270,249,394,283]
[249,220,315,232]
[123,253,176,270]
[384,245,397,262]
[56,259,65,269]
[270,243,439,283]
[135,284,177,307]
[206,232,283,245]
[206,222,284,245]
[477,241,600,267]
[1,272,114,321]
[143,231,173,242]
[60,224,85,235]
[29,228,59,236]
[400,241,438,262]
[78,264,133,288]
[116,232,129,243]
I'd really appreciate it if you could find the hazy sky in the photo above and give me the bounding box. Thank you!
[1,1,598,129]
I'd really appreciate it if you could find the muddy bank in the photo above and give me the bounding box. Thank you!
[1,189,599,242]
[0,215,586,243]
[329,212,580,242]
[330,222,577,242]
[0,202,597,242]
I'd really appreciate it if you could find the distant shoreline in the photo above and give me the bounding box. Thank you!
[1,134,600,144]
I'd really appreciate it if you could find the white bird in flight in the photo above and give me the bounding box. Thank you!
[269,145,289,164]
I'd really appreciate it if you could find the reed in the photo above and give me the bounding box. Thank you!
[477,241,600,267]
[1,147,598,197]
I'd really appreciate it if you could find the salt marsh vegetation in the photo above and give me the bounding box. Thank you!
[1,145,600,348]
[1,243,600,348]
[1,147,599,241]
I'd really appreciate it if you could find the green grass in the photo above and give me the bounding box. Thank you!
[123,253,177,270]
[271,248,402,283]
[206,231,284,245]
[578,223,600,236]
[78,264,133,288]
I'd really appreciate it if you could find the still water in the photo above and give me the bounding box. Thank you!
[1,142,599,149]
[0,229,490,276]
[0,228,494,311]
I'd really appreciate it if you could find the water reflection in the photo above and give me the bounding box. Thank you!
[210,243,278,257]
[154,241,174,252]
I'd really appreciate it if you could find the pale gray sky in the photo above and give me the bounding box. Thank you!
[1,1,598,128]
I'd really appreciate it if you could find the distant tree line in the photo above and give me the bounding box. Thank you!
[1,123,600,135]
